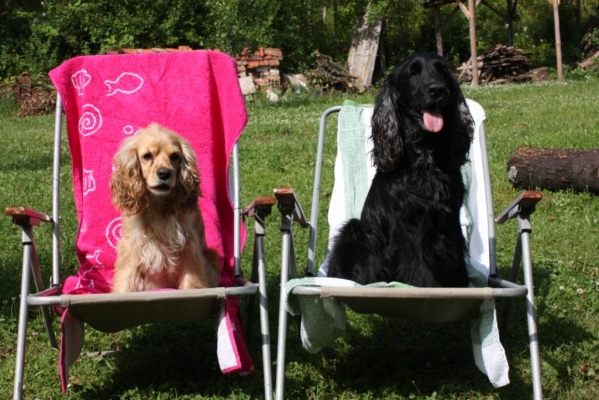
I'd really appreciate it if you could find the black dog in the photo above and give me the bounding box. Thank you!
[326,53,474,287]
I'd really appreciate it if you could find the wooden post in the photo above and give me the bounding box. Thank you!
[347,12,383,91]
[552,0,563,81]
[506,0,514,46]
[434,6,444,57]
[468,0,479,86]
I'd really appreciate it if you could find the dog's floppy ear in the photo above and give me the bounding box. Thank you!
[175,137,201,212]
[110,135,149,215]
[371,72,403,172]
[446,72,474,169]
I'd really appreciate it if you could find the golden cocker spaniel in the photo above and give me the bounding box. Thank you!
[110,123,220,293]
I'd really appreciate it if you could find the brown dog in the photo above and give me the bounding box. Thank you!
[110,123,220,292]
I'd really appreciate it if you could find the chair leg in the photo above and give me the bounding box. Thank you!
[499,234,523,339]
[521,230,543,400]
[14,230,34,400]
[275,229,292,400]
[244,239,259,343]
[255,234,273,400]
[28,242,58,349]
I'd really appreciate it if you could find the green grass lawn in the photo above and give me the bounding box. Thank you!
[1,79,599,399]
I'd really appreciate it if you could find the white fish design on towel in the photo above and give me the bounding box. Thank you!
[104,72,144,96]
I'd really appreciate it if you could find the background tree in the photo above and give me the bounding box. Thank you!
[1,0,599,81]
[0,0,43,78]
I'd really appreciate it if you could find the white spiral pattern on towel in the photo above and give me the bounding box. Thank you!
[123,125,139,136]
[106,217,122,249]
[78,104,103,136]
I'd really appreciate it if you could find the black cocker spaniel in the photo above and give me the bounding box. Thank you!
[326,53,474,287]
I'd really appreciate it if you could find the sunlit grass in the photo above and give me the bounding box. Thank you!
[2,80,599,399]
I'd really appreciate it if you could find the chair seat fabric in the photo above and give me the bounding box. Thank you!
[62,288,227,332]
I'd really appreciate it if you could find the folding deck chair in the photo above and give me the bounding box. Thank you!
[274,100,544,399]
[6,50,274,400]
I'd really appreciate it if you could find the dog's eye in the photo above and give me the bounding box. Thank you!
[408,61,422,78]
[170,153,181,162]
[434,62,449,76]
[409,67,421,79]
[142,153,153,161]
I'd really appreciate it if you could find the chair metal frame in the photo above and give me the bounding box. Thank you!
[273,105,543,400]
[6,94,275,400]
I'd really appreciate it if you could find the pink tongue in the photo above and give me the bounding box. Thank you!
[423,110,443,132]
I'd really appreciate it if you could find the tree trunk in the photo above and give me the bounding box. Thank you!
[553,0,563,81]
[506,147,599,194]
[434,6,443,56]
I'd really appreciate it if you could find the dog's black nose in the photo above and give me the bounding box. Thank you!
[156,168,172,181]
[428,84,445,100]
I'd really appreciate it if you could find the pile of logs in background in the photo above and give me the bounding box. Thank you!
[3,72,56,117]
[236,49,360,95]
[457,44,533,85]
[578,15,599,69]
[304,52,358,93]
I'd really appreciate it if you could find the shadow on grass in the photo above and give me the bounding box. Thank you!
[508,264,598,397]
[0,252,28,303]
[3,235,593,398]
[279,266,596,399]
[0,226,63,301]
[282,317,495,398]
[73,321,268,399]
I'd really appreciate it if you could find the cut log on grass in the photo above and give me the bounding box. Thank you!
[507,147,599,194]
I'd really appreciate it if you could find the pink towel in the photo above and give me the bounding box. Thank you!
[49,50,252,391]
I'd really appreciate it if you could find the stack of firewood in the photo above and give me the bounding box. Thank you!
[580,15,599,58]
[11,72,57,117]
[305,52,357,93]
[235,47,282,94]
[457,44,533,85]
[578,15,599,69]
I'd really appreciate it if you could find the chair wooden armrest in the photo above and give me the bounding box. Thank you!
[495,191,543,224]
[274,187,309,228]
[5,207,53,226]
[242,196,276,219]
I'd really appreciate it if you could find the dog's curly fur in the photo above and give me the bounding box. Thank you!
[110,123,220,293]
[326,53,474,287]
